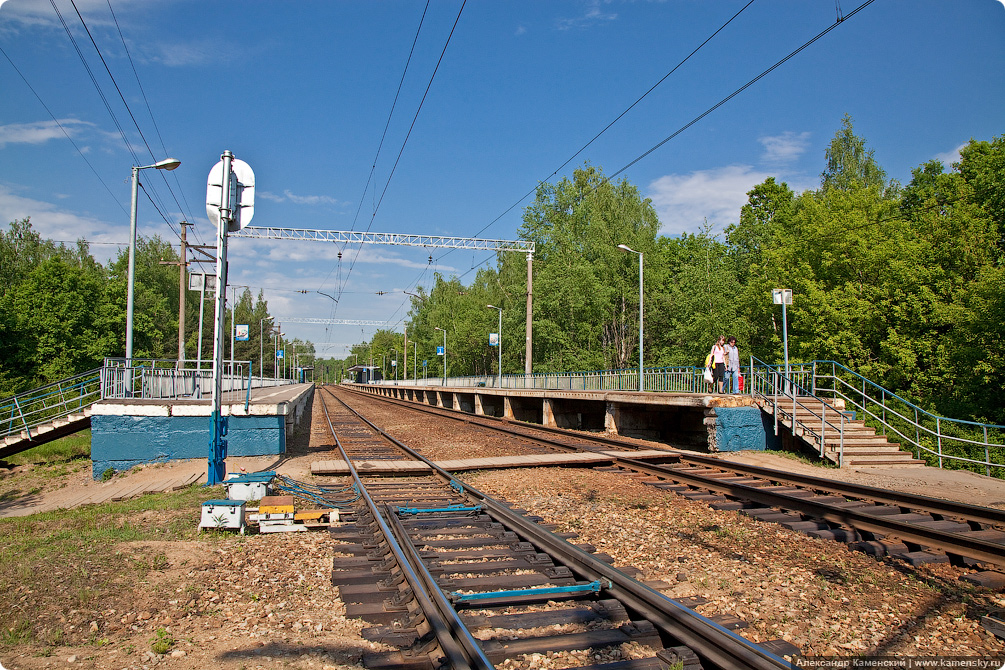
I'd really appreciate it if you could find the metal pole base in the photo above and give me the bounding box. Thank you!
[207,411,228,485]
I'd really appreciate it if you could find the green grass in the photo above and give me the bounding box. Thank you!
[3,429,91,467]
[0,484,228,648]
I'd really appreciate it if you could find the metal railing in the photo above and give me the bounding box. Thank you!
[811,360,1005,475]
[1,359,302,444]
[748,357,847,466]
[372,365,746,394]
[1,368,102,441]
[101,358,297,405]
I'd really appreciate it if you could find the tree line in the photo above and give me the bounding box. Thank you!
[3,117,1001,428]
[339,118,1003,426]
[0,223,314,398]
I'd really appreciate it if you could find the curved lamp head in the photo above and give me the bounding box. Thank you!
[154,158,181,171]
[617,244,636,253]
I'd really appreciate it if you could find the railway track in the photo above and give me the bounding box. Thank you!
[316,387,793,670]
[336,385,1005,572]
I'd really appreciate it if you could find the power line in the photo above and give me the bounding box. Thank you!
[65,0,186,238]
[608,0,875,183]
[316,0,432,316]
[104,0,199,241]
[333,0,467,317]
[0,45,127,217]
[467,0,758,243]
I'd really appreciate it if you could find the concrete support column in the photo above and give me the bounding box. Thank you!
[474,394,485,416]
[605,402,620,435]
[437,391,446,408]
[703,408,718,452]
[543,398,557,427]
[503,396,515,420]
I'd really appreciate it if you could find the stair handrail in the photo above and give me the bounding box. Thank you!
[0,368,103,441]
[810,360,1005,475]
[750,356,847,466]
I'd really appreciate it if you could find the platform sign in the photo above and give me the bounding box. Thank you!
[188,272,217,296]
[772,288,792,305]
[437,346,444,356]
[206,158,255,232]
[489,333,499,346]
[277,350,284,359]
[391,360,397,367]
[235,324,249,341]
[423,360,428,367]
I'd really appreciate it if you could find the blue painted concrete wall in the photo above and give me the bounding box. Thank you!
[713,406,780,452]
[91,414,285,478]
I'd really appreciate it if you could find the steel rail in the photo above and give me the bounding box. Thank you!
[611,455,1005,567]
[338,385,1005,567]
[327,387,791,670]
[379,387,1005,527]
[675,453,1005,528]
[319,392,492,670]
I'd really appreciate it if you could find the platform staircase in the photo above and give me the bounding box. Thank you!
[754,394,925,467]
[1,369,102,460]
[749,359,926,468]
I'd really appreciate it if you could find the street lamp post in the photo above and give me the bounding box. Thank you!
[434,327,447,386]
[126,158,181,366]
[772,289,793,395]
[392,349,397,382]
[412,341,417,384]
[617,244,644,393]
[487,304,502,388]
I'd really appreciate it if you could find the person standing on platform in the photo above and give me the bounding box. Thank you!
[724,336,740,394]
[709,336,727,394]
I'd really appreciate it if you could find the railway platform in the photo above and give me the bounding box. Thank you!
[89,383,314,479]
[346,383,772,454]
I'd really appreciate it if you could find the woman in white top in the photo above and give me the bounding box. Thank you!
[709,336,727,394]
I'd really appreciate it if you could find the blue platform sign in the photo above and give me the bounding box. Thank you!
[277,350,284,359]
[436,346,444,356]
[423,360,428,367]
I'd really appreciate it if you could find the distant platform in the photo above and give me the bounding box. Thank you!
[90,384,314,479]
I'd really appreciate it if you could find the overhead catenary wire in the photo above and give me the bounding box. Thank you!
[430,0,875,278]
[104,0,199,242]
[465,0,758,244]
[64,0,186,239]
[315,0,433,353]
[332,0,468,315]
[0,44,128,217]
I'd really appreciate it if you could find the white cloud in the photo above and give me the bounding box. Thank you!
[556,1,617,30]
[759,131,811,165]
[283,189,338,206]
[0,183,124,260]
[0,119,93,147]
[647,165,771,236]
[256,189,339,206]
[935,143,967,168]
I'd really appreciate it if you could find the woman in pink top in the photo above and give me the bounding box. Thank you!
[709,336,727,394]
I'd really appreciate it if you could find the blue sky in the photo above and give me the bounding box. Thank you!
[1,0,1003,358]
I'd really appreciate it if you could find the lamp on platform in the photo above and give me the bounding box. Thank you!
[126,158,181,365]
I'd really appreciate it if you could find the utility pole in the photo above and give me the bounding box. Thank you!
[525,252,533,375]
[158,222,190,368]
[178,223,187,365]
